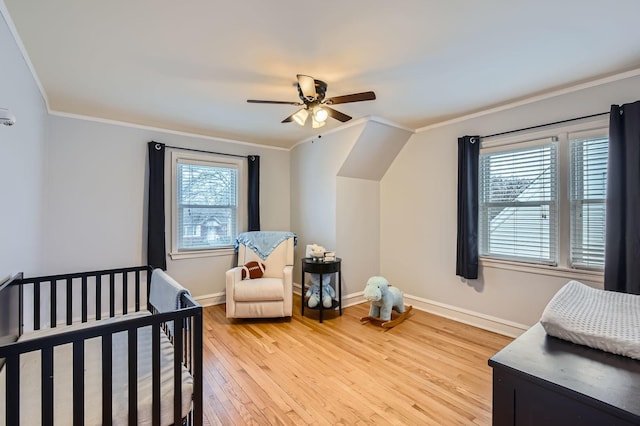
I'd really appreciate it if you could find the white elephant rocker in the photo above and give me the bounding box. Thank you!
[360,276,412,328]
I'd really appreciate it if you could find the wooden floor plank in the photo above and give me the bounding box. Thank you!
[201,297,512,425]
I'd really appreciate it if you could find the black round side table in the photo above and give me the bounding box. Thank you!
[301,257,342,323]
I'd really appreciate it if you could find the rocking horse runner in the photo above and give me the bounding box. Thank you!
[360,276,412,328]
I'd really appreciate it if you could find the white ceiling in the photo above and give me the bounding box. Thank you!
[4,0,640,149]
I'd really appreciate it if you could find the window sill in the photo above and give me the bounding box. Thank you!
[480,257,604,284]
[169,248,235,260]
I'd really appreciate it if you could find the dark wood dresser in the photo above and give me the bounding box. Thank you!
[489,323,640,425]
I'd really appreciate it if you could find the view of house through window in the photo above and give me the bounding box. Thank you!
[479,125,608,271]
[175,158,238,251]
[479,139,558,265]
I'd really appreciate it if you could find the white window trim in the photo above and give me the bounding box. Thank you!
[168,149,246,260]
[480,257,604,283]
[479,117,609,279]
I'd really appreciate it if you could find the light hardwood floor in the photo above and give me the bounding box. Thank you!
[202,297,512,425]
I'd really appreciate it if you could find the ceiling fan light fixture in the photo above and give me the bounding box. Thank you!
[313,106,328,123]
[247,75,375,128]
[312,116,326,129]
[292,109,309,126]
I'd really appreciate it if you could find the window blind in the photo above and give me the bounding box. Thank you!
[479,140,558,264]
[569,134,608,269]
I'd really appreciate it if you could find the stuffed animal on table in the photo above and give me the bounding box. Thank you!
[305,273,335,308]
[363,276,405,321]
[306,243,326,260]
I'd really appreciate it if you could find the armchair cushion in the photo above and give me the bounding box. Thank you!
[233,277,285,301]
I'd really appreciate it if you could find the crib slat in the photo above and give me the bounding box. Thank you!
[193,309,203,426]
[128,327,138,426]
[42,346,54,426]
[19,284,24,336]
[50,280,57,328]
[73,340,85,426]
[152,322,161,426]
[96,274,102,320]
[182,317,188,369]
[174,318,183,425]
[135,270,141,312]
[34,281,41,330]
[6,354,19,425]
[185,317,191,371]
[146,271,152,312]
[109,273,115,317]
[66,277,73,325]
[81,275,88,322]
[102,334,113,425]
[123,272,128,315]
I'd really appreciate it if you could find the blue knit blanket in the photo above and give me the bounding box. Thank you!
[235,231,297,260]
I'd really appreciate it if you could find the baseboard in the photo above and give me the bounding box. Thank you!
[194,292,225,307]
[293,283,366,309]
[226,284,528,337]
[341,291,367,308]
[403,294,529,338]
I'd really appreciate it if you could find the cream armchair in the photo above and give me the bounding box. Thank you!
[226,232,296,319]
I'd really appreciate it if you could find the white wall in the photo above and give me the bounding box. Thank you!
[380,73,640,330]
[43,115,290,298]
[290,124,365,290]
[290,120,412,297]
[0,8,47,279]
[336,176,380,293]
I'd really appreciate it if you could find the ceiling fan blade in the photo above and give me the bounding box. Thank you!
[282,113,295,123]
[247,99,302,105]
[324,106,352,123]
[297,74,317,100]
[326,91,376,105]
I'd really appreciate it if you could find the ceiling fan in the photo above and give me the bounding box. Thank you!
[247,74,376,128]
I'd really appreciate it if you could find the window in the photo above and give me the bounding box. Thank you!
[170,151,244,258]
[478,121,608,271]
[569,131,608,269]
[479,138,558,265]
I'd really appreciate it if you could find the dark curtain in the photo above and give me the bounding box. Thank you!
[247,155,261,231]
[147,141,167,270]
[604,101,640,294]
[456,135,480,279]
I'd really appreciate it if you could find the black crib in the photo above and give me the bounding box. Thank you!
[0,265,203,426]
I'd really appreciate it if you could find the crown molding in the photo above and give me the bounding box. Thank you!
[0,1,50,110]
[49,110,289,151]
[416,68,640,134]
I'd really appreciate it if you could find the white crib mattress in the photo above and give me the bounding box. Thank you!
[540,280,640,360]
[0,311,193,426]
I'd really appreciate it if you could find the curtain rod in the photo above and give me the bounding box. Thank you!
[479,111,610,140]
[163,144,252,159]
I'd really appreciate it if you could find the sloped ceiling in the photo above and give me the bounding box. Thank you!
[3,0,640,149]
[338,120,413,181]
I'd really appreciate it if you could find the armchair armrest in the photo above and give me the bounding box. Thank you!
[283,265,293,315]
[225,266,244,318]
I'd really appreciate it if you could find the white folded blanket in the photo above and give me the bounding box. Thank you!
[149,269,190,313]
[540,280,640,360]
